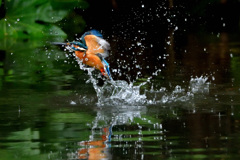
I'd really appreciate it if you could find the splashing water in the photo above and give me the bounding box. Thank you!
[74,56,210,106]
[99,77,210,106]
[96,80,148,106]
[189,76,210,94]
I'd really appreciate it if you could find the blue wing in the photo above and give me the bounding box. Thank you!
[89,29,103,38]
[81,29,103,45]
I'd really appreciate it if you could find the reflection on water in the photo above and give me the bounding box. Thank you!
[1,31,240,160]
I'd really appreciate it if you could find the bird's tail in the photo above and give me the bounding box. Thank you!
[102,58,113,80]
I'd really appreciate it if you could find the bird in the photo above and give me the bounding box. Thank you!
[52,30,112,80]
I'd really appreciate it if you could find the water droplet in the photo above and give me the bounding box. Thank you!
[17,18,20,21]
[70,101,76,105]
[137,42,141,46]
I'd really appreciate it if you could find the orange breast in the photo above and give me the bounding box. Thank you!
[74,51,104,71]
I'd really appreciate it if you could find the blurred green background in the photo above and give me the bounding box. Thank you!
[0,0,88,39]
[0,0,90,92]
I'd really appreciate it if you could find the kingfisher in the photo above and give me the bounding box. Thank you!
[52,30,112,80]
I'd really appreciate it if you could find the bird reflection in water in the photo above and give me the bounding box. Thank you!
[78,126,112,160]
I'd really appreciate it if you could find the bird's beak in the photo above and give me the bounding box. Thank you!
[51,42,86,52]
[50,42,69,46]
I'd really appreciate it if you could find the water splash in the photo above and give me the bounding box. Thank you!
[189,76,210,94]
[95,80,147,106]
[74,54,210,106]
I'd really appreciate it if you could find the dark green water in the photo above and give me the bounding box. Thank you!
[1,32,240,160]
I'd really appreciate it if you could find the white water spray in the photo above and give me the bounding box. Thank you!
[75,54,210,106]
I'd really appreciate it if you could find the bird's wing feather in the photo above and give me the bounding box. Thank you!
[84,35,110,58]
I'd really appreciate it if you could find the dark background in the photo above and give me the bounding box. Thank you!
[74,0,240,80]
[80,0,240,33]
